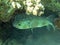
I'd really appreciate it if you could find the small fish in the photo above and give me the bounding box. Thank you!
[12,14,56,32]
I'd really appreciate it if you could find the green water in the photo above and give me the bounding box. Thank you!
[0,26,60,45]
[0,4,60,45]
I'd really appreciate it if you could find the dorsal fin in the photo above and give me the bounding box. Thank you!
[46,15,56,22]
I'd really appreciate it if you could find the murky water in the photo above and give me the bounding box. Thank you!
[1,27,60,45]
[0,5,60,45]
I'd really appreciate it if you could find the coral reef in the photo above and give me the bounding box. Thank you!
[0,0,60,22]
[0,0,45,22]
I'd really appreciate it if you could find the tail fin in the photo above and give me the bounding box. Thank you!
[47,23,56,31]
[47,15,57,31]
[50,23,56,31]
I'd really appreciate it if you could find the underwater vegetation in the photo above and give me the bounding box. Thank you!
[41,0,60,12]
[0,0,44,22]
[0,0,16,22]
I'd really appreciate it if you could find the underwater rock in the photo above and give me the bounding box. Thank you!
[54,18,60,29]
[12,13,55,31]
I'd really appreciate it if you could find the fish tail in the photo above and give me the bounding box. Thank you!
[50,23,56,31]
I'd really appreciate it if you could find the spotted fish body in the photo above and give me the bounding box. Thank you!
[12,14,56,31]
